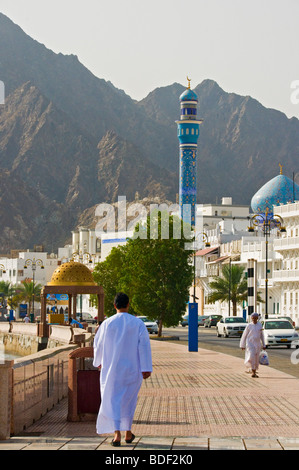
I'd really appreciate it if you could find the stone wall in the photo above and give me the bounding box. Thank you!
[0,323,94,439]
[0,361,13,439]
[7,345,77,437]
[0,323,40,356]
[0,323,92,356]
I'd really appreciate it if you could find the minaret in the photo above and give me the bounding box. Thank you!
[176,78,203,227]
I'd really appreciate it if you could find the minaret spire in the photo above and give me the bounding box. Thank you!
[176,81,203,228]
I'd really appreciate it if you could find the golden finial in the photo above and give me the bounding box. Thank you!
[187,76,191,89]
[279,163,283,175]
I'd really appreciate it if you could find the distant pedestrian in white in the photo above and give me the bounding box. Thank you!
[240,313,266,378]
[93,292,152,446]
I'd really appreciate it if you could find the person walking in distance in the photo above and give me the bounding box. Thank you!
[93,292,152,446]
[240,312,266,378]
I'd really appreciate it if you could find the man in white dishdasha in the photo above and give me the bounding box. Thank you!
[93,292,152,446]
[240,312,266,378]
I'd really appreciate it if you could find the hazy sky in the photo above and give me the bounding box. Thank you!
[0,0,298,118]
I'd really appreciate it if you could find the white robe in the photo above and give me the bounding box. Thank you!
[93,312,152,434]
[239,322,265,371]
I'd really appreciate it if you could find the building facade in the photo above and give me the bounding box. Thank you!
[273,202,299,325]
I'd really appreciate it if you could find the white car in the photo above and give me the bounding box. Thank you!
[137,316,158,334]
[216,317,247,338]
[261,319,299,348]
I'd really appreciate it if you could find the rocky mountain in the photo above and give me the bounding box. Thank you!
[0,169,75,253]
[0,13,175,168]
[139,79,299,202]
[97,131,177,203]
[0,12,298,252]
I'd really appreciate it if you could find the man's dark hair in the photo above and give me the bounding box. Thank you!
[114,292,129,309]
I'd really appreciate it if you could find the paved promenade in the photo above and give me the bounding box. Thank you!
[2,339,299,450]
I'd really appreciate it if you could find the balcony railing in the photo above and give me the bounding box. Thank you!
[274,237,299,251]
[274,202,299,217]
[273,269,299,281]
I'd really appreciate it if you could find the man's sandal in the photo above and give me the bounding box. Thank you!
[125,433,135,444]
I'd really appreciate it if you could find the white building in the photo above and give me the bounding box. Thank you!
[100,231,134,261]
[0,250,58,319]
[0,251,58,287]
[195,203,299,325]
[273,202,299,325]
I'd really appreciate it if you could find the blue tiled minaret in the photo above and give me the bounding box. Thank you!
[176,78,203,227]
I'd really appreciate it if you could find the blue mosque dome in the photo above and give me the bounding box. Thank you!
[180,88,198,102]
[251,167,299,214]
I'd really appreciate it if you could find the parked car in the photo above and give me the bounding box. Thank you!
[216,317,247,337]
[262,315,295,328]
[261,319,299,348]
[204,315,222,328]
[76,312,95,323]
[180,314,209,327]
[198,315,209,326]
[137,316,158,334]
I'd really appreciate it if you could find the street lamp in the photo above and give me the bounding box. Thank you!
[71,248,93,321]
[0,264,6,274]
[248,208,286,319]
[24,258,45,322]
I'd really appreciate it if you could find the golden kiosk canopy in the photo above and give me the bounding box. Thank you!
[48,261,96,287]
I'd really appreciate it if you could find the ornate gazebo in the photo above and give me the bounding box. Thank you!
[38,261,104,338]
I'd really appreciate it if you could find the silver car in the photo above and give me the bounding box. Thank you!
[137,316,158,334]
[216,317,247,337]
[261,319,299,348]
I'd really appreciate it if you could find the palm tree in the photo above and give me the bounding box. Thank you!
[207,264,248,316]
[0,280,18,310]
[16,280,42,315]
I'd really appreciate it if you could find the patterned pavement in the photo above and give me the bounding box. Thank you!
[2,340,299,450]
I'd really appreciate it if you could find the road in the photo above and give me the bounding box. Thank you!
[161,325,299,379]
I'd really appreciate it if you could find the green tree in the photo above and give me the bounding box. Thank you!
[16,280,42,315]
[92,245,140,318]
[208,264,250,316]
[0,281,17,310]
[93,210,194,336]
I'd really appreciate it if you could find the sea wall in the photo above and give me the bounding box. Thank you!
[0,323,40,356]
[0,323,92,356]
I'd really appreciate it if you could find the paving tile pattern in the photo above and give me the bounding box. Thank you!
[3,340,299,449]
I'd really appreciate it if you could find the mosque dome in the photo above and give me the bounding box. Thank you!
[180,88,198,102]
[48,261,96,286]
[251,169,299,214]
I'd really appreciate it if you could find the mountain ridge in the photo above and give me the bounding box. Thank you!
[0,12,298,252]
